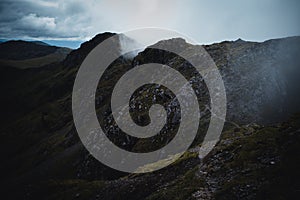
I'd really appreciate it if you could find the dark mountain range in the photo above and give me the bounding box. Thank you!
[0,40,58,60]
[31,41,50,46]
[0,40,71,68]
[0,33,299,200]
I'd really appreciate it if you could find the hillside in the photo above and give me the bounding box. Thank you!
[0,33,299,199]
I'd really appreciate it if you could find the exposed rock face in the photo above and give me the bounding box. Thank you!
[0,33,299,200]
[133,36,300,124]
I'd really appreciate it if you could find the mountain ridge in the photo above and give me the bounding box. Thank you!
[0,33,299,199]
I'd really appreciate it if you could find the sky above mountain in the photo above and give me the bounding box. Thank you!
[0,0,299,48]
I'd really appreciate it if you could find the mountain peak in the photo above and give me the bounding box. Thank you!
[79,32,116,49]
[235,38,245,43]
[63,32,117,67]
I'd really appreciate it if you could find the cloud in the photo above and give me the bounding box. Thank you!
[27,0,59,8]
[0,0,299,44]
[0,0,91,40]
[19,13,56,31]
[96,0,178,31]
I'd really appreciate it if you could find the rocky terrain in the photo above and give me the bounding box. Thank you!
[0,33,299,199]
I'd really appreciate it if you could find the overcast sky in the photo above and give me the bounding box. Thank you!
[0,0,299,48]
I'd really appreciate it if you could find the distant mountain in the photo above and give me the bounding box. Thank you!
[0,40,58,60]
[31,41,50,46]
[0,40,71,68]
[0,33,299,200]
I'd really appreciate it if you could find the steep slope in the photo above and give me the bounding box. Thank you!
[205,37,300,124]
